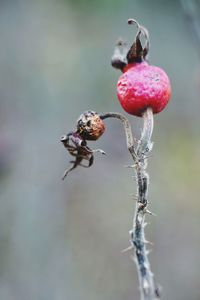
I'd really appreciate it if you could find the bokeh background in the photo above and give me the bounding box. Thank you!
[0,0,200,299]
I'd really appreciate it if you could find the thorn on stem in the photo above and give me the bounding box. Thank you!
[124,164,136,168]
[143,239,154,246]
[143,154,153,160]
[121,245,133,253]
[145,209,156,217]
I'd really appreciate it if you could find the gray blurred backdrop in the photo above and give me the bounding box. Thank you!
[0,0,200,299]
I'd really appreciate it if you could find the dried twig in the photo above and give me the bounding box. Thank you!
[101,108,160,300]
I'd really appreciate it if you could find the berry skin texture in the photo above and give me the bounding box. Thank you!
[77,111,105,140]
[117,62,171,117]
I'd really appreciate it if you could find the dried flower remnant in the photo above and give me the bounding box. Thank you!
[60,111,106,179]
[77,110,105,140]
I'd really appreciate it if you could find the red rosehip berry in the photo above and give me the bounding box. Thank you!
[112,19,171,117]
[117,62,171,116]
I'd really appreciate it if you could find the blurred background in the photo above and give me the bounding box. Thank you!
[0,0,200,299]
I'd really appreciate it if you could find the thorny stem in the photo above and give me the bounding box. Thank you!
[100,108,160,300]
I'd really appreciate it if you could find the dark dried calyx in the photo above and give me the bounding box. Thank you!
[111,19,150,71]
[126,19,149,63]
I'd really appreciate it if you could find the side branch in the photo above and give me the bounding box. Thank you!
[100,112,136,159]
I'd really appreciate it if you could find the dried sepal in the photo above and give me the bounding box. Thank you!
[111,18,150,71]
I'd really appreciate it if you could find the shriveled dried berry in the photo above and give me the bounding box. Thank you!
[77,111,105,140]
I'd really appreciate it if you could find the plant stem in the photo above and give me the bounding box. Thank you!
[99,112,136,157]
[100,108,159,300]
[132,108,159,300]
